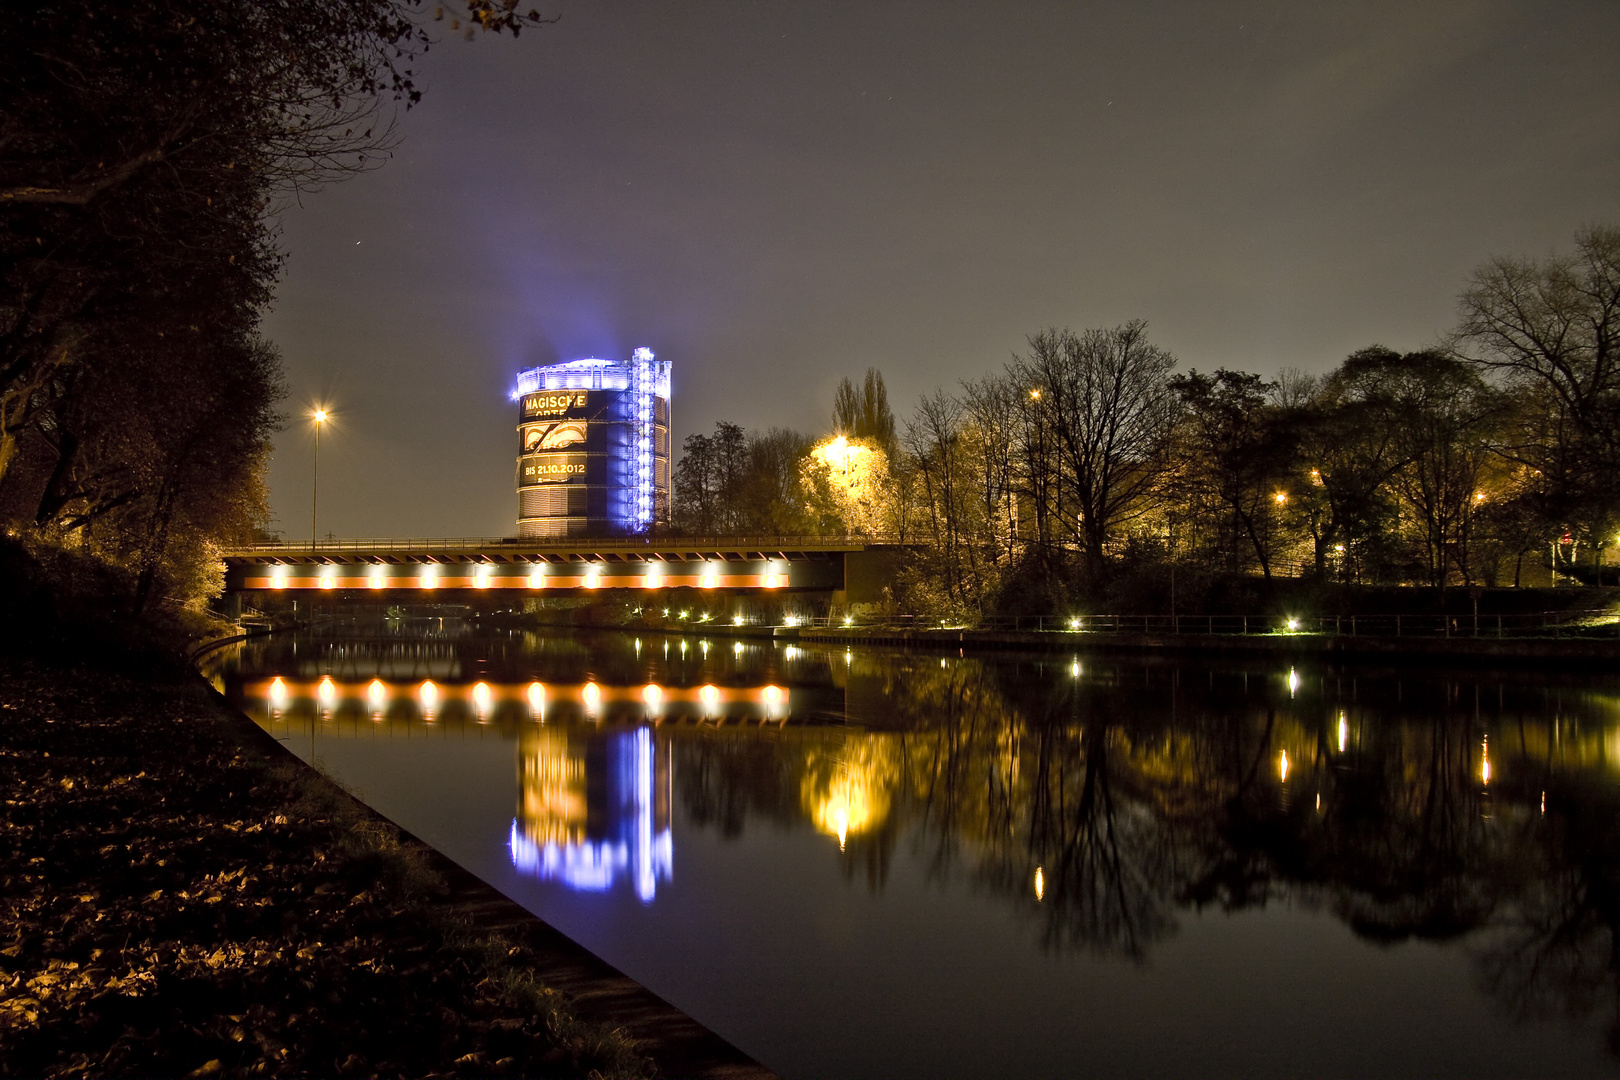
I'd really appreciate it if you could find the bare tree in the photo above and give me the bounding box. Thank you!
[1010,322,1179,580]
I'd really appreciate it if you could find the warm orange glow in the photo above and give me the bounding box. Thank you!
[1274,491,1288,505]
[419,569,437,589]
[269,676,287,703]
[368,570,384,589]
[312,408,328,424]
[1279,750,1290,782]
[367,679,386,714]
[475,566,491,589]
[1482,736,1491,784]
[526,681,545,715]
[582,682,601,712]
[804,744,894,851]
[700,684,720,709]
[419,680,438,712]
[642,683,662,706]
[1034,866,1045,901]
[473,682,492,714]
[317,676,336,704]
[763,685,782,706]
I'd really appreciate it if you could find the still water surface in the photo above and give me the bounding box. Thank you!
[212,623,1620,1079]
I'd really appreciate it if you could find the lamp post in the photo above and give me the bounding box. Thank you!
[311,408,328,549]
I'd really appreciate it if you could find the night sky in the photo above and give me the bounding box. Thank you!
[261,1,1620,540]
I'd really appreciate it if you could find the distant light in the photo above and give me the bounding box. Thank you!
[1337,713,1348,753]
[1285,617,1299,631]
[528,566,545,589]
[419,680,438,715]
[642,684,662,706]
[475,566,492,589]
[1279,750,1290,782]
[1034,866,1045,901]
[699,684,720,709]
[526,682,545,716]
[1070,660,1081,678]
[843,615,854,627]
[269,677,287,704]
[763,685,783,706]
[473,682,492,717]
[1069,616,1081,630]
[733,615,745,626]
[1482,735,1491,784]
[312,408,328,423]
[583,682,601,713]
[368,567,385,590]
[1274,491,1288,504]
[585,564,600,588]
[645,568,662,589]
[1287,667,1300,696]
[782,614,800,627]
[317,677,336,709]
[420,568,437,589]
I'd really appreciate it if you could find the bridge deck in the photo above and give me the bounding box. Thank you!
[221,536,869,593]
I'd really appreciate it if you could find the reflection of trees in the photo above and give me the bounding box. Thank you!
[672,657,1620,1053]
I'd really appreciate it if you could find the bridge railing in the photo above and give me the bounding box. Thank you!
[223,534,872,556]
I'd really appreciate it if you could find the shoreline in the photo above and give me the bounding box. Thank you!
[784,625,1620,666]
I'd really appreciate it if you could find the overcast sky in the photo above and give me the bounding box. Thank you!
[261,0,1620,540]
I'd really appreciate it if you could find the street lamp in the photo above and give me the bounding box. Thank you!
[311,408,328,549]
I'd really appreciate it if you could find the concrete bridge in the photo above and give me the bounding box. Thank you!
[221,535,885,597]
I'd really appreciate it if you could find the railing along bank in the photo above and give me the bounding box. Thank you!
[797,610,1620,639]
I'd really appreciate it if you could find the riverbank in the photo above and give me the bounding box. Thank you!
[0,646,775,1079]
[787,625,1620,666]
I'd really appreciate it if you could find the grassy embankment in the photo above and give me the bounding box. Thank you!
[0,645,655,1078]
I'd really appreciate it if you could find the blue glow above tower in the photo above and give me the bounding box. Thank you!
[513,348,671,538]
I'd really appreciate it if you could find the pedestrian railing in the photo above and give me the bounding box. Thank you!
[800,610,1620,639]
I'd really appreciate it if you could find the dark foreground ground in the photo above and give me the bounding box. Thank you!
[0,649,773,1079]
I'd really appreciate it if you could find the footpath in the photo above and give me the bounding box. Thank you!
[0,646,775,1080]
[787,625,1620,665]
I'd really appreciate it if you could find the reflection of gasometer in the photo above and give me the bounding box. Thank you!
[523,420,587,453]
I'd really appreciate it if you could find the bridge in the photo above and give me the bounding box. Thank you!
[221,535,882,595]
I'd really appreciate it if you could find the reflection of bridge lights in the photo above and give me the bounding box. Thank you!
[419,680,438,717]
[528,566,545,588]
[526,681,546,718]
[845,650,853,663]
[269,676,288,708]
[1034,866,1045,902]
[700,685,720,710]
[1338,713,1348,752]
[368,567,385,589]
[701,641,709,657]
[733,641,744,655]
[583,682,601,715]
[1279,750,1290,782]
[1070,659,1081,678]
[367,678,386,717]
[642,684,662,715]
[473,681,492,721]
[317,675,336,707]
[783,645,799,660]
[1287,667,1299,697]
[420,569,438,590]
[1482,735,1491,784]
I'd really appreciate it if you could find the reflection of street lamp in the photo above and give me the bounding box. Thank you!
[311,408,328,548]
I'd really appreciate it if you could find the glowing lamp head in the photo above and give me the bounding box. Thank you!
[312,408,328,424]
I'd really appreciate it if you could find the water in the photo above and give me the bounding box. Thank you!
[211,622,1620,1078]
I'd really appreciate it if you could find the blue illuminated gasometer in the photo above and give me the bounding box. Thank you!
[513,348,671,538]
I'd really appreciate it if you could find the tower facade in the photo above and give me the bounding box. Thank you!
[514,348,671,538]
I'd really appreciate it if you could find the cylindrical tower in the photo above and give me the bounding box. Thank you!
[514,348,670,538]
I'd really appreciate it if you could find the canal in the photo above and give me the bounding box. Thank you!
[210,621,1620,1078]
